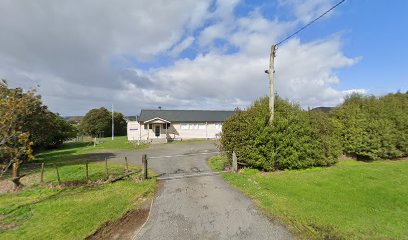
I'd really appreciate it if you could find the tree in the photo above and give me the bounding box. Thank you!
[0,80,34,189]
[80,108,127,137]
[49,114,78,146]
[113,112,127,136]
[80,107,111,137]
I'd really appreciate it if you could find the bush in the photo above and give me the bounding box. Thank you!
[331,92,408,160]
[220,97,340,171]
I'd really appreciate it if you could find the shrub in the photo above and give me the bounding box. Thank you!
[331,92,408,160]
[220,97,340,171]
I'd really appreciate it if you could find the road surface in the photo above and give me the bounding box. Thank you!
[109,141,293,240]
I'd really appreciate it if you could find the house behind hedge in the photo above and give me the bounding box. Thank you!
[127,109,234,143]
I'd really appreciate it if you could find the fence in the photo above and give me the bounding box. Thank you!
[0,155,148,188]
[1,151,243,187]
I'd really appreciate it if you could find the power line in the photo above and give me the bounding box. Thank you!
[276,0,346,46]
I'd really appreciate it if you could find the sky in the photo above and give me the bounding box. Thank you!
[0,0,407,116]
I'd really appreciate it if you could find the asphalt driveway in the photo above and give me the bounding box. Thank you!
[108,141,293,240]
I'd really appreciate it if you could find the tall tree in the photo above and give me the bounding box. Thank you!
[80,108,128,137]
[80,107,112,137]
[0,80,34,189]
[113,112,127,136]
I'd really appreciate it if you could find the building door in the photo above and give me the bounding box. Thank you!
[154,125,160,137]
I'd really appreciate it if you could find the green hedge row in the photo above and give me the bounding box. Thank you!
[220,97,341,171]
[220,92,408,170]
[331,92,408,160]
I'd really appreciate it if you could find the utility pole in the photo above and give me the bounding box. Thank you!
[111,104,114,140]
[265,44,277,124]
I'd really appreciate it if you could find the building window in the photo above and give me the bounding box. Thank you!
[180,123,206,130]
[144,124,147,130]
[167,123,171,128]
[215,123,222,130]
[149,124,153,129]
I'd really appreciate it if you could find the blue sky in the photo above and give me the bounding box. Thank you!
[0,0,407,116]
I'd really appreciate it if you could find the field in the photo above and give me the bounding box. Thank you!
[0,137,155,240]
[35,136,146,162]
[209,156,408,239]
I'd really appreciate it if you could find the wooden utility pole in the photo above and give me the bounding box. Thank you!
[111,104,114,140]
[266,44,277,124]
[142,154,148,180]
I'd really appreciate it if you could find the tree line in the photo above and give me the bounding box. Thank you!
[220,91,408,171]
[0,81,128,188]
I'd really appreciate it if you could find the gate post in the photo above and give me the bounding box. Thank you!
[142,154,148,180]
[232,151,238,173]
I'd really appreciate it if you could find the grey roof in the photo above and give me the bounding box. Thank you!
[139,109,234,122]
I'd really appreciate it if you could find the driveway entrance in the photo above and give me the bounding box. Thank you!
[108,141,293,240]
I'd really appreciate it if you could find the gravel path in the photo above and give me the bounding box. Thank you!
[108,141,293,240]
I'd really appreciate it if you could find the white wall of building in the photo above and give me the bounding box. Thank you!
[127,121,223,141]
[127,121,141,141]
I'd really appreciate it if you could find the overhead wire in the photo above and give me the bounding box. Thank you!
[276,0,346,46]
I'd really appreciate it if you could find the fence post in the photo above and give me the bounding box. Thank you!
[85,160,89,180]
[125,156,129,173]
[40,162,45,183]
[105,158,109,179]
[232,151,238,173]
[142,154,148,180]
[54,164,61,184]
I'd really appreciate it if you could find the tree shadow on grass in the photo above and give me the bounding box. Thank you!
[34,152,116,166]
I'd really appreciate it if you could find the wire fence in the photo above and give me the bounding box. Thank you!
[0,157,138,188]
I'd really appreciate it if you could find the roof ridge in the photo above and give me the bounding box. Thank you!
[140,109,234,111]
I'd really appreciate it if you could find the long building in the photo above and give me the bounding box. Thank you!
[127,109,234,143]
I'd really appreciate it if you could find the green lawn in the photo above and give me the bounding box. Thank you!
[0,137,155,239]
[209,156,408,239]
[0,175,156,240]
[35,136,147,162]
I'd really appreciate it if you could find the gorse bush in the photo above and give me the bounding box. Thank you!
[220,97,341,171]
[331,92,408,160]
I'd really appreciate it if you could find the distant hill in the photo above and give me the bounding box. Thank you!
[311,107,334,113]
[63,115,137,123]
[63,116,83,123]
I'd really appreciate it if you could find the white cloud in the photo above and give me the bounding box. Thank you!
[0,0,361,115]
[279,0,338,23]
[170,37,195,57]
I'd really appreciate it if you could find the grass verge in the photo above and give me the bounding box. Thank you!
[209,156,408,239]
[0,174,156,240]
[35,136,147,162]
[0,138,156,240]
